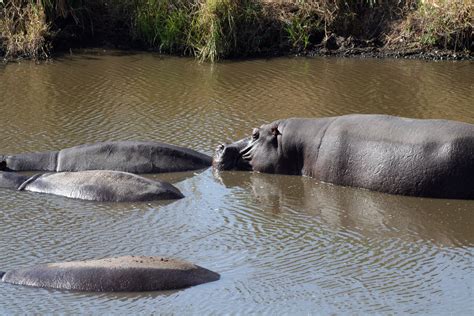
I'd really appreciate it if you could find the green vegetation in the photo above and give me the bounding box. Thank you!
[0,0,472,61]
[134,0,191,53]
[133,0,282,61]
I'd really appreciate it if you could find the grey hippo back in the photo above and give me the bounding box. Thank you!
[0,256,220,292]
[313,115,474,199]
[0,170,184,202]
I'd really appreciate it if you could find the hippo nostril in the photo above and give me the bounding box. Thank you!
[214,145,226,160]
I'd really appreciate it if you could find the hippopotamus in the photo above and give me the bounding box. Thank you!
[0,141,212,173]
[213,114,474,199]
[0,170,183,202]
[0,256,220,292]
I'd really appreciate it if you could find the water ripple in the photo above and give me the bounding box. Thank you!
[0,54,473,314]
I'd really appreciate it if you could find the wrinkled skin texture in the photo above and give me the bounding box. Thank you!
[1,256,220,292]
[213,114,474,199]
[0,141,212,173]
[0,170,184,202]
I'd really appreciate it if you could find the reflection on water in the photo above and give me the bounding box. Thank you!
[216,171,474,247]
[0,53,473,314]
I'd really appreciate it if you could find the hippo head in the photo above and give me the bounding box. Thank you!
[213,122,283,173]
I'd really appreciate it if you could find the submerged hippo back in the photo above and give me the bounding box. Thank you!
[313,114,474,199]
[1,256,220,292]
[23,170,184,202]
[57,141,212,173]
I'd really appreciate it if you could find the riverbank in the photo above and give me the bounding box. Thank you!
[305,41,473,61]
[1,0,472,62]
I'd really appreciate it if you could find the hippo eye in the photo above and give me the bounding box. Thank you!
[252,128,259,140]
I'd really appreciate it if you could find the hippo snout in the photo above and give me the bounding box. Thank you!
[213,138,252,171]
[213,144,225,158]
[213,144,236,170]
[214,144,226,160]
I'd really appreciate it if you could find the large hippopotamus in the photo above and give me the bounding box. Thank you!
[0,141,212,173]
[0,256,220,292]
[0,170,183,202]
[213,114,474,199]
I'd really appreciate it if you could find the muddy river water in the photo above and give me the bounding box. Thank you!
[0,53,473,314]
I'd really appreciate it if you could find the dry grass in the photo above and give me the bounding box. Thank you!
[0,0,50,59]
[386,0,472,51]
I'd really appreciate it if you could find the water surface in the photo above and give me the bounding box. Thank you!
[0,53,473,314]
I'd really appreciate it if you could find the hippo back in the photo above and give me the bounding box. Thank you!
[23,170,184,202]
[1,256,220,291]
[313,114,474,199]
[56,141,212,173]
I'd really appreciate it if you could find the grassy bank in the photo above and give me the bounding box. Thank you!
[1,0,472,61]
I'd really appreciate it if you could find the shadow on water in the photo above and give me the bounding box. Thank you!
[53,49,147,61]
[214,170,474,247]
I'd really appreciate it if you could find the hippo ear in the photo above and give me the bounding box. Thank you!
[271,127,281,137]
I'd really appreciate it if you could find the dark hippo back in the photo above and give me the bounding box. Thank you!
[313,114,474,199]
[1,256,220,292]
[1,151,57,172]
[1,141,211,173]
[56,141,212,173]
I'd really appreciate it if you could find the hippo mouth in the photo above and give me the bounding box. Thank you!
[213,137,253,171]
